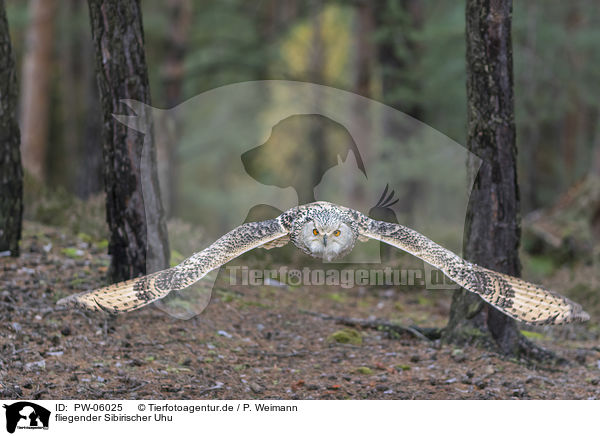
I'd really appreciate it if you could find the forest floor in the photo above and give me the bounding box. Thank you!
[1,221,600,400]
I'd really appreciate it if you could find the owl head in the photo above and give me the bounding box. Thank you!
[292,208,358,262]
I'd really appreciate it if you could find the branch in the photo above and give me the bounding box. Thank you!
[299,309,441,341]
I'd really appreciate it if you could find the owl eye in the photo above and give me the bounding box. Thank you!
[333,230,341,237]
[313,229,319,236]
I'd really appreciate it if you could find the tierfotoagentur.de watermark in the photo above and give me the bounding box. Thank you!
[226,265,459,290]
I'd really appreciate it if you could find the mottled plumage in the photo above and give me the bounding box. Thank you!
[58,201,589,325]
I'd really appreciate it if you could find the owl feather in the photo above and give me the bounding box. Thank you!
[57,202,589,325]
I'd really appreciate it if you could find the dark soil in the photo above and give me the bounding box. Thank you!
[1,222,599,400]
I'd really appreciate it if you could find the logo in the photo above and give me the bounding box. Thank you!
[3,402,50,434]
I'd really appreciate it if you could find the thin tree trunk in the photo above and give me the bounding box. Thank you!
[307,0,324,204]
[20,0,56,181]
[155,0,191,217]
[561,5,584,186]
[77,37,103,199]
[163,0,191,109]
[88,0,169,282]
[520,0,540,212]
[443,0,532,356]
[0,0,23,257]
[349,0,373,205]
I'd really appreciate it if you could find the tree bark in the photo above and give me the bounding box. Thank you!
[77,49,104,199]
[88,0,169,282]
[20,0,57,181]
[443,0,530,356]
[0,0,23,257]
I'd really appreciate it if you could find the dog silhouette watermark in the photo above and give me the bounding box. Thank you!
[3,402,50,434]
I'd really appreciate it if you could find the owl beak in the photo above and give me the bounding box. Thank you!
[322,235,328,247]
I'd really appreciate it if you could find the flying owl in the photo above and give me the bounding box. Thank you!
[57,202,589,325]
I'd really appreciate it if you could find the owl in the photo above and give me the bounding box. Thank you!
[57,201,589,325]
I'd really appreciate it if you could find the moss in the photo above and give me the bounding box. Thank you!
[394,302,405,312]
[169,249,185,267]
[216,289,240,303]
[417,295,433,307]
[327,328,362,345]
[466,302,484,319]
[395,364,411,371]
[77,232,93,244]
[520,330,546,340]
[61,247,83,259]
[354,366,373,375]
[462,327,487,339]
[325,292,346,303]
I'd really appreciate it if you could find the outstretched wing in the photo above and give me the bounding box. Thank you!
[361,218,590,325]
[57,218,289,313]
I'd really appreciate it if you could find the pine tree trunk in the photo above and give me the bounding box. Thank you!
[20,0,56,181]
[77,42,103,199]
[88,0,169,282]
[0,0,23,257]
[443,0,530,356]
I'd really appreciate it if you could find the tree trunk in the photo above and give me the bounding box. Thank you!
[20,0,56,181]
[0,0,23,257]
[52,0,102,198]
[443,0,530,356]
[88,0,169,282]
[77,44,104,199]
[349,0,374,205]
[155,0,191,217]
[307,0,324,204]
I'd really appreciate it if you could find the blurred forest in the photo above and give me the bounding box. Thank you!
[6,0,599,230]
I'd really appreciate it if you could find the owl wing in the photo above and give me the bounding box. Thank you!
[57,218,290,313]
[361,217,590,325]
